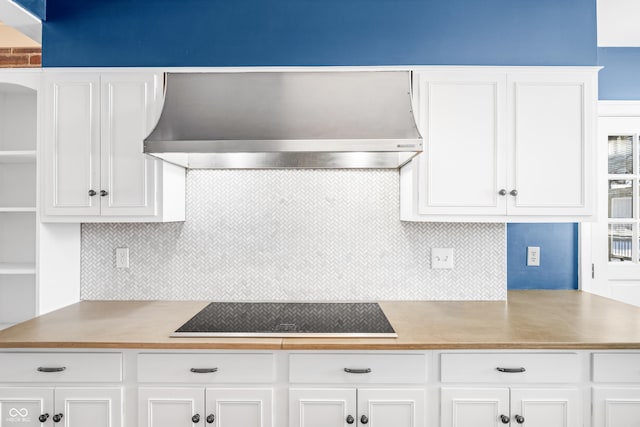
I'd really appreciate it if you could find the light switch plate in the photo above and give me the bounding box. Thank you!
[527,246,540,266]
[432,248,454,269]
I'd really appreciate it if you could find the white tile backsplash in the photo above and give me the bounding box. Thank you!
[81,169,506,300]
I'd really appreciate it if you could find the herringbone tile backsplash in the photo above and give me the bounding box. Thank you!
[81,170,506,301]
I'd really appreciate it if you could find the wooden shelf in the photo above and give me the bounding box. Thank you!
[0,150,36,163]
[0,323,16,331]
[0,207,36,213]
[0,263,36,275]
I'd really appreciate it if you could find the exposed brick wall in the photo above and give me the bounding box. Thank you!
[0,47,42,68]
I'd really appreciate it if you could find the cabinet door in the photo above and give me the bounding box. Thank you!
[289,388,356,427]
[0,387,53,427]
[507,71,595,216]
[206,388,272,427]
[593,388,640,427]
[54,387,122,427]
[358,388,425,427]
[139,387,205,427]
[100,73,161,216]
[510,388,579,427]
[441,388,509,427]
[43,74,101,216]
[416,71,507,216]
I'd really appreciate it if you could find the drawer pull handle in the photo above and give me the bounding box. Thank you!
[346,415,355,424]
[496,367,526,373]
[192,414,200,423]
[360,415,369,424]
[52,413,63,423]
[39,413,50,422]
[515,414,525,424]
[190,368,218,374]
[344,368,372,374]
[500,415,510,424]
[37,367,66,373]
[207,414,215,424]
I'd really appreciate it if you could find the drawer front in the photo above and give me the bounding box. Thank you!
[440,353,579,383]
[593,353,640,382]
[0,352,122,383]
[289,353,427,384]
[137,353,275,383]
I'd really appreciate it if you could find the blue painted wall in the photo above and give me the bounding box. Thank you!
[507,224,579,290]
[37,0,610,291]
[41,0,597,67]
[14,0,45,20]
[598,47,640,99]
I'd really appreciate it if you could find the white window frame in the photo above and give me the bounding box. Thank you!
[581,101,640,306]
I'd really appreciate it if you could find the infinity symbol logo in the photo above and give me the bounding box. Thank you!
[8,408,28,417]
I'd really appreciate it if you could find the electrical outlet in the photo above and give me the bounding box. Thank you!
[527,246,540,267]
[432,248,454,269]
[116,247,129,269]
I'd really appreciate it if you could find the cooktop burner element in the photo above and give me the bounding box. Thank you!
[172,302,397,338]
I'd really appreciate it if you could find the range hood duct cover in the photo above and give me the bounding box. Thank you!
[143,71,422,169]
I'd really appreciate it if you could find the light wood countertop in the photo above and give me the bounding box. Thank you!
[1,291,640,350]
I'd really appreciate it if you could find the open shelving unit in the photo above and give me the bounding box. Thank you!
[0,79,38,330]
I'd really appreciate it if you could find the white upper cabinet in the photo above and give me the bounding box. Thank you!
[100,74,158,217]
[413,70,507,216]
[506,71,595,217]
[42,71,185,223]
[43,73,101,217]
[401,67,598,222]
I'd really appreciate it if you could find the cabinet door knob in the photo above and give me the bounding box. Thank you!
[88,190,97,196]
[510,189,518,196]
[500,414,510,424]
[100,190,109,197]
[346,415,355,424]
[39,413,50,422]
[52,413,63,423]
[515,414,525,424]
[206,414,215,423]
[498,189,507,196]
[360,415,369,424]
[192,414,200,423]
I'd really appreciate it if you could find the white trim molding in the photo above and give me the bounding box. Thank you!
[599,101,640,117]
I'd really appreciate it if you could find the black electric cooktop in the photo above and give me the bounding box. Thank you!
[172,302,397,338]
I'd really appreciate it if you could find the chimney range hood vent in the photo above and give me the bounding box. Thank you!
[144,71,422,169]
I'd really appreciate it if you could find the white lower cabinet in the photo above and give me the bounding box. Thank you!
[289,388,424,427]
[441,387,579,427]
[439,353,582,427]
[592,388,640,427]
[441,388,509,427]
[592,353,640,427]
[5,349,640,427]
[0,386,122,427]
[138,387,273,427]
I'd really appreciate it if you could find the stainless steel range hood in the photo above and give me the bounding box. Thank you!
[143,71,422,169]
